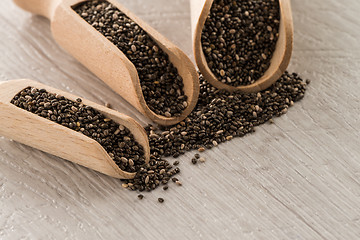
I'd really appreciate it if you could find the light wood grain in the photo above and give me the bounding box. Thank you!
[14,0,200,126]
[0,0,360,239]
[191,0,293,92]
[0,79,150,179]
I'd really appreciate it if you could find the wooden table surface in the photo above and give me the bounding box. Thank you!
[1,0,359,239]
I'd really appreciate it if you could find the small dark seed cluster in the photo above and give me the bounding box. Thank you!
[11,87,145,173]
[192,153,204,165]
[146,71,308,158]
[202,0,280,86]
[122,155,180,192]
[74,0,187,117]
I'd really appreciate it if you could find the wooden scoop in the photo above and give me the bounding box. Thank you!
[0,79,150,179]
[13,0,200,126]
[191,0,293,92]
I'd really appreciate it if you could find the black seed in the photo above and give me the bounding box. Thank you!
[138,194,144,200]
[158,198,164,203]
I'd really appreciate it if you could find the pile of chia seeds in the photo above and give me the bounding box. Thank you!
[202,0,280,86]
[74,0,187,118]
[123,71,309,202]
[11,87,146,173]
[147,71,308,158]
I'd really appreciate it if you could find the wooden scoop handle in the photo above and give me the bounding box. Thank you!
[13,0,60,19]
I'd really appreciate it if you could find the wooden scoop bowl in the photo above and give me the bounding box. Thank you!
[13,0,200,126]
[0,79,150,179]
[191,0,293,92]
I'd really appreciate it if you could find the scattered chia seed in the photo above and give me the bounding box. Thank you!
[105,102,111,108]
[199,157,206,163]
[158,198,164,203]
[11,87,145,173]
[137,194,144,200]
[191,158,198,164]
[201,0,280,86]
[198,147,206,152]
[74,0,187,117]
[194,153,200,159]
[173,160,180,166]
[163,186,169,191]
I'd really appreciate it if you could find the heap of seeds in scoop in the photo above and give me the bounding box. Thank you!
[11,87,145,173]
[146,71,308,158]
[75,0,187,118]
[202,0,280,86]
